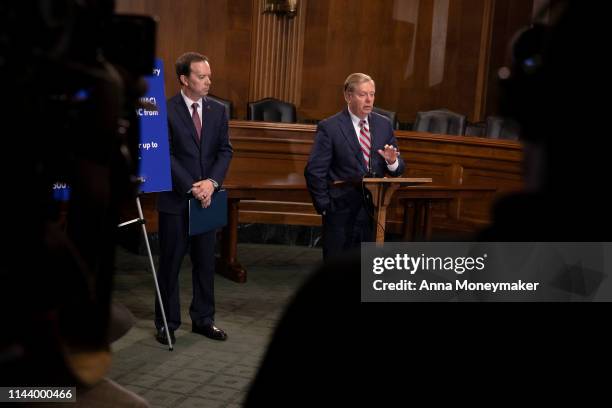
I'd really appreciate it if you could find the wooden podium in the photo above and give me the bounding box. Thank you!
[362,177,433,243]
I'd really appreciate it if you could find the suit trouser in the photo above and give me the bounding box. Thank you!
[155,211,216,330]
[322,203,372,261]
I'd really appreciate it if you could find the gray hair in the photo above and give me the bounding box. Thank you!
[343,73,374,93]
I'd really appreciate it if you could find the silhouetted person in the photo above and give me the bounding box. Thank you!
[1,1,151,406]
[480,0,611,241]
[246,1,608,404]
[244,252,357,406]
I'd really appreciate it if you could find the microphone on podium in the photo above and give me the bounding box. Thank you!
[364,151,377,179]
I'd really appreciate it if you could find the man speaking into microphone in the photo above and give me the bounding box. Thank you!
[305,73,405,260]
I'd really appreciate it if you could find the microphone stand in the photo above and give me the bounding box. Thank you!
[362,153,377,220]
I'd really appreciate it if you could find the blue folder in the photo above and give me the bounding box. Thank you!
[188,189,228,236]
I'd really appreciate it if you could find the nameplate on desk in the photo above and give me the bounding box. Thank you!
[189,189,228,236]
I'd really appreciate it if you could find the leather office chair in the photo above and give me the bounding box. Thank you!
[465,122,486,137]
[485,116,521,141]
[372,106,400,130]
[413,109,467,135]
[247,97,297,123]
[207,94,233,121]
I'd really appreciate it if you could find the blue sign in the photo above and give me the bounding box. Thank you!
[52,58,172,201]
[137,58,172,193]
[52,182,71,202]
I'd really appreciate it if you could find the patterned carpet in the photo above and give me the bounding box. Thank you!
[108,243,321,407]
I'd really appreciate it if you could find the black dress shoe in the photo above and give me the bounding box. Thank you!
[192,323,227,341]
[155,327,176,345]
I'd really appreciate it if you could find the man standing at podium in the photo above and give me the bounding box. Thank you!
[155,52,233,344]
[305,73,405,260]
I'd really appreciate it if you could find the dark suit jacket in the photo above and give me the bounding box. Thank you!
[304,109,405,214]
[158,93,233,214]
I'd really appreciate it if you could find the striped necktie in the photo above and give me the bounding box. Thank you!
[358,119,371,168]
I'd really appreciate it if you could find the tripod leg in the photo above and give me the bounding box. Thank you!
[136,197,173,351]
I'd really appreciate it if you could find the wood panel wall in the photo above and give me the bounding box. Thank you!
[249,0,307,105]
[301,0,491,123]
[115,0,533,122]
[484,0,535,118]
[115,0,254,119]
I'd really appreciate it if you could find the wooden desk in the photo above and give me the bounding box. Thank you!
[396,185,497,241]
[217,183,313,283]
[217,181,496,282]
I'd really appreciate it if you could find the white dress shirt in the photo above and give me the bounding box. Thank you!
[180,91,219,191]
[181,90,203,119]
[348,108,399,172]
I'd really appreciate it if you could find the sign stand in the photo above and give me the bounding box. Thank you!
[118,196,173,351]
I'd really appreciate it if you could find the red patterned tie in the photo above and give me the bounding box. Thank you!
[192,102,202,140]
[358,119,371,167]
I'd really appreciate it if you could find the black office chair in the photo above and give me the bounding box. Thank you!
[207,94,233,121]
[372,107,400,130]
[413,109,467,135]
[247,97,297,123]
[465,122,486,137]
[485,116,521,140]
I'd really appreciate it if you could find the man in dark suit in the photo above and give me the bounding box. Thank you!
[305,73,405,260]
[155,52,233,344]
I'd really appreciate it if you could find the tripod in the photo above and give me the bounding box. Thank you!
[118,196,173,351]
